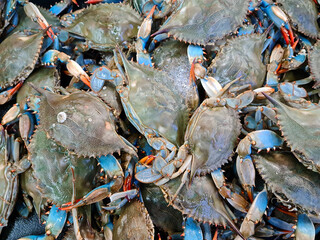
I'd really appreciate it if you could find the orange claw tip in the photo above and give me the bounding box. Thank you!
[85,0,103,4]
[72,0,79,6]
[139,155,155,164]
[189,59,196,86]
[123,175,132,191]
[8,82,23,96]
[80,75,92,89]
[146,5,157,19]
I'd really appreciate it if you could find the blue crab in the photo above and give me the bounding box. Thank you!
[30,85,136,157]
[25,129,99,207]
[61,3,142,51]
[0,31,43,103]
[208,33,267,89]
[112,199,154,240]
[152,0,250,45]
[264,94,320,172]
[277,0,320,39]
[135,84,254,210]
[0,125,30,234]
[254,152,320,217]
[160,174,245,239]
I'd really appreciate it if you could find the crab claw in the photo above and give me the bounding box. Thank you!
[260,1,296,47]
[236,155,255,202]
[0,82,23,105]
[60,183,116,210]
[236,130,283,158]
[236,190,268,239]
[42,50,70,66]
[66,60,91,88]
[138,5,156,50]
[295,214,315,240]
[24,2,56,41]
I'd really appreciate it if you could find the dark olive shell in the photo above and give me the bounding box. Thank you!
[254,152,320,215]
[158,0,250,45]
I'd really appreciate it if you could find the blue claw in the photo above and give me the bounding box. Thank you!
[187,45,204,64]
[295,214,315,240]
[260,0,295,46]
[237,130,283,158]
[90,66,113,92]
[49,0,72,15]
[97,154,123,180]
[20,205,67,239]
[185,218,203,240]
[137,51,153,67]
[46,205,67,238]
[148,33,169,52]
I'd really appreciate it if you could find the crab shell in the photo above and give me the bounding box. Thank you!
[63,3,142,51]
[277,0,320,39]
[209,34,267,89]
[152,40,199,111]
[0,31,44,88]
[161,175,233,227]
[141,183,183,235]
[254,152,320,215]
[186,104,241,177]
[27,129,99,207]
[119,53,193,147]
[308,40,320,88]
[112,199,154,240]
[265,94,320,172]
[32,86,136,158]
[17,67,60,111]
[156,0,250,45]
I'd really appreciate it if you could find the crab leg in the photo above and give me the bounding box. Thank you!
[0,81,23,105]
[235,190,268,240]
[260,0,296,47]
[211,169,250,213]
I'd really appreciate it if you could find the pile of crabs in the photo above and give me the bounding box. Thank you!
[1,0,320,239]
